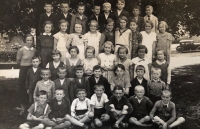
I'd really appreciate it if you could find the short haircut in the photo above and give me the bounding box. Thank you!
[105,18,114,25]
[134,85,145,91]
[55,87,65,93]
[145,5,153,11]
[145,20,154,28]
[133,5,141,12]
[162,90,172,97]
[156,49,166,56]
[77,2,85,10]
[58,19,69,29]
[136,65,146,73]
[51,49,62,57]
[103,2,111,8]
[93,4,100,9]
[94,84,105,90]
[69,45,79,54]
[32,56,41,61]
[74,65,84,72]
[118,16,128,26]
[76,88,86,94]
[60,1,69,7]
[85,46,95,58]
[117,0,125,4]
[102,41,114,53]
[113,85,124,92]
[93,65,103,71]
[41,68,51,74]
[129,19,138,25]
[57,66,67,72]
[159,21,168,29]
[44,2,52,6]
[136,45,148,54]
[88,20,99,28]
[24,34,34,43]
[152,67,161,74]
[114,64,125,72]
[37,90,48,98]
[117,46,128,54]
[43,21,54,31]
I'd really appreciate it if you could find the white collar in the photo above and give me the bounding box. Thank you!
[46,12,51,17]
[162,101,169,107]
[135,96,143,103]
[24,46,34,50]
[78,98,87,103]
[63,13,68,18]
[156,60,166,65]
[43,33,51,36]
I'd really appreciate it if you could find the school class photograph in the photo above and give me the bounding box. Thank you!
[0,0,200,129]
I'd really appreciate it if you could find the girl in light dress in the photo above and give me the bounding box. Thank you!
[53,19,70,63]
[65,46,82,80]
[132,45,151,81]
[97,41,116,83]
[67,23,85,60]
[84,20,103,57]
[115,16,132,58]
[140,20,157,62]
[82,46,99,79]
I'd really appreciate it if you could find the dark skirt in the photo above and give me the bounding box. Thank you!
[19,66,32,104]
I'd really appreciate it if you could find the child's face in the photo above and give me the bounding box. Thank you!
[75,70,84,79]
[145,23,152,33]
[44,24,52,33]
[159,24,166,33]
[41,70,51,81]
[103,5,111,13]
[138,49,146,59]
[93,6,100,15]
[119,20,127,29]
[135,89,145,99]
[25,36,33,48]
[132,8,140,16]
[136,69,145,78]
[93,69,102,78]
[77,91,86,101]
[38,95,47,104]
[161,93,171,104]
[152,71,161,80]
[70,49,78,58]
[106,22,114,32]
[61,3,69,14]
[86,49,94,58]
[74,24,82,33]
[44,4,53,13]
[77,6,85,15]
[145,7,153,16]
[32,58,40,68]
[116,1,125,10]
[55,90,65,101]
[115,67,124,77]
[114,89,123,100]
[104,44,112,54]
[60,23,68,32]
[130,22,138,31]
[57,69,67,79]
[118,48,127,59]
[94,87,104,97]
[89,22,98,32]
[52,54,60,62]
[157,51,165,60]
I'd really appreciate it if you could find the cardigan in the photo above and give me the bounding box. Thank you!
[130,77,148,97]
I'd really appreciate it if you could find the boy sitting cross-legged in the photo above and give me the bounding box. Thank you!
[19,90,50,129]
[106,85,133,128]
[150,90,185,129]
[129,85,153,127]
[90,84,110,128]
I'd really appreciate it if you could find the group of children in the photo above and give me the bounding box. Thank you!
[16,0,185,129]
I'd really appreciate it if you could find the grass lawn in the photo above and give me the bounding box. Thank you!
[0,64,200,129]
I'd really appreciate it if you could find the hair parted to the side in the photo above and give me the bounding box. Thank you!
[162,90,172,97]
[113,85,124,92]
[94,84,105,91]
[74,65,84,72]
[32,55,41,61]
[23,34,34,43]
[58,19,69,29]
[76,88,86,94]
[93,65,103,71]
[51,49,62,57]
[135,65,146,73]
[136,45,148,54]
[37,90,48,98]
[43,21,54,31]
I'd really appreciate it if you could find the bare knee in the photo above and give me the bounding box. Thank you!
[129,117,137,123]
[65,114,71,120]
[103,114,110,121]
[123,105,128,110]
[95,118,102,127]
[45,127,53,129]
[19,123,29,129]
[110,104,115,109]
[64,121,71,127]
[177,117,185,123]
[144,116,151,121]
[88,112,94,118]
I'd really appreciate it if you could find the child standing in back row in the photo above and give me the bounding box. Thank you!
[53,19,70,62]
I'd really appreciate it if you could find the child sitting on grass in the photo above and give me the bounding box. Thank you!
[129,85,153,127]
[150,90,185,129]
[33,68,55,103]
[90,84,110,128]
[106,85,133,128]
[71,89,94,127]
[19,90,50,129]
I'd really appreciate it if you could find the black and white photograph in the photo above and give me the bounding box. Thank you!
[0,0,199,129]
